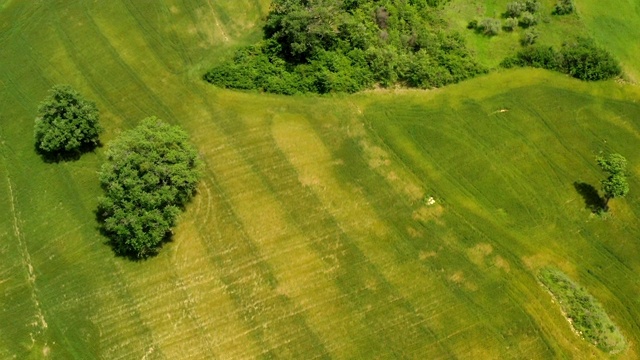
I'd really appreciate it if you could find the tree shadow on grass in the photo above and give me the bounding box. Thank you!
[573,181,606,213]
[36,141,102,163]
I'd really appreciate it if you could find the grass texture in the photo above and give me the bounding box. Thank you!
[0,1,639,359]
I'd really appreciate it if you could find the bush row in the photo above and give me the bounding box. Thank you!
[501,38,622,81]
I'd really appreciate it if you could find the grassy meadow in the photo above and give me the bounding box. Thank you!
[1,0,640,359]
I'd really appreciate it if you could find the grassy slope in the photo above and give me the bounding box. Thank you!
[577,0,640,82]
[1,1,640,359]
[444,0,640,79]
[444,0,587,69]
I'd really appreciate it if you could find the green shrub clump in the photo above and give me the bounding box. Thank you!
[97,117,202,258]
[477,18,501,36]
[538,268,626,353]
[503,17,519,32]
[204,0,486,94]
[553,0,574,15]
[518,11,537,28]
[501,38,622,81]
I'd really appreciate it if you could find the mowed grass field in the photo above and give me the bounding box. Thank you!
[1,1,640,359]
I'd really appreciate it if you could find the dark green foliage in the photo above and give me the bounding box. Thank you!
[467,19,478,29]
[501,38,621,81]
[501,45,558,69]
[561,38,622,81]
[477,18,501,36]
[553,0,574,15]
[263,0,347,64]
[597,153,629,208]
[97,117,202,258]
[204,0,486,94]
[34,84,102,157]
[538,268,626,353]
[524,0,540,14]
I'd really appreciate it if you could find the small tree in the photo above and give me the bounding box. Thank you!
[98,117,202,258]
[597,153,629,209]
[34,84,102,156]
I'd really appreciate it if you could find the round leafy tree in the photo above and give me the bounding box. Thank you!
[597,153,629,209]
[34,84,102,155]
[98,117,202,258]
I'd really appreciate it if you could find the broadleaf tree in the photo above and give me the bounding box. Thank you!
[34,84,102,156]
[97,117,202,258]
[597,153,629,209]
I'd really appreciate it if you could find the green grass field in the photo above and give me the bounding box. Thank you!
[2,1,640,359]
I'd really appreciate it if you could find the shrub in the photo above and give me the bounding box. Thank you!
[505,1,526,18]
[478,18,501,36]
[34,84,102,157]
[501,45,559,69]
[467,19,478,30]
[97,117,202,258]
[519,11,537,28]
[503,17,519,31]
[524,0,540,14]
[520,28,539,45]
[553,0,574,15]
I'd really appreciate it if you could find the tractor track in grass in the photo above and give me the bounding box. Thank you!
[4,169,49,349]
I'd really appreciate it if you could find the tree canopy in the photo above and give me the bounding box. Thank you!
[34,84,102,156]
[597,153,629,209]
[97,117,202,258]
[204,0,486,94]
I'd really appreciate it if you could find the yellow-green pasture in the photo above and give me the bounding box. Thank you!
[1,1,640,359]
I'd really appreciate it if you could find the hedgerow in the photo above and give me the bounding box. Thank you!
[538,268,626,353]
[501,38,622,81]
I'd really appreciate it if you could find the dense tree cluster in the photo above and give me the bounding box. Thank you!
[97,117,202,258]
[204,0,486,94]
[34,84,102,157]
[501,38,622,81]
